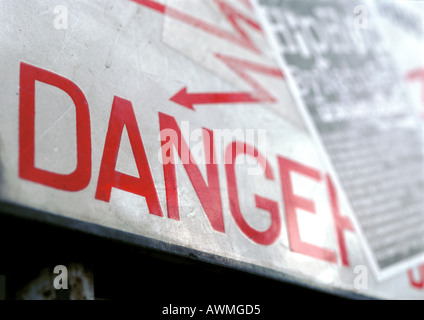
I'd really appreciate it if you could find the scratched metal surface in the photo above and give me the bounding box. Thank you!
[0,0,423,299]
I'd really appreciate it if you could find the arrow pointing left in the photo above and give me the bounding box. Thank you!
[169,87,274,111]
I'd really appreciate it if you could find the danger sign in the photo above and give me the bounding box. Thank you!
[18,60,353,258]
[1,0,424,299]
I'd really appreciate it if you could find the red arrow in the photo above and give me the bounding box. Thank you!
[170,87,275,110]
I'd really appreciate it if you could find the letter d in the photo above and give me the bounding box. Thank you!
[19,62,91,191]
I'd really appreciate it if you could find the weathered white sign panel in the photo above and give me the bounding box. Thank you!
[1,0,424,299]
[253,0,424,281]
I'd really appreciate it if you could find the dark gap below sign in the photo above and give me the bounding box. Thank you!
[0,209,350,303]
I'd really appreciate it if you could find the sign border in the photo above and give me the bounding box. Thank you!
[0,200,373,300]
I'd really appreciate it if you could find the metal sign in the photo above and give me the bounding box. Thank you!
[253,0,424,281]
[0,0,423,299]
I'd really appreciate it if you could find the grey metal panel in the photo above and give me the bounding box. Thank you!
[0,0,422,299]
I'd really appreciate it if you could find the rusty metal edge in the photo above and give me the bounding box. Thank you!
[0,200,375,300]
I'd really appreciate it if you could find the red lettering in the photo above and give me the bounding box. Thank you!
[326,175,354,267]
[130,0,262,53]
[95,96,163,217]
[213,0,262,52]
[214,53,283,102]
[278,156,337,263]
[408,265,424,289]
[225,142,280,245]
[19,62,91,191]
[159,113,224,232]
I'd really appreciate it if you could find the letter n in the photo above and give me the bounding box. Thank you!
[159,112,224,232]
